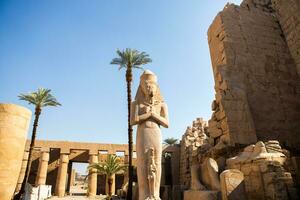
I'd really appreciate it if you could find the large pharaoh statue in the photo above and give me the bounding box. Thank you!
[131,70,169,200]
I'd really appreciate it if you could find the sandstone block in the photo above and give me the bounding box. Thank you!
[220,169,246,200]
[0,104,32,200]
[184,190,219,200]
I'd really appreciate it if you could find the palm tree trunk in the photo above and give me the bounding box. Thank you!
[14,107,41,200]
[108,176,114,198]
[126,67,133,200]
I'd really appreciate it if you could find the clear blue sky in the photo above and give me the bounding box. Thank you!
[0,0,242,145]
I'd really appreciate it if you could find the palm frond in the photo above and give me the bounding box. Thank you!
[19,88,61,108]
[164,137,178,145]
[110,48,152,70]
[88,154,127,177]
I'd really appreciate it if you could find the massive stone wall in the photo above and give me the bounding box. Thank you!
[207,0,300,150]
[272,0,300,76]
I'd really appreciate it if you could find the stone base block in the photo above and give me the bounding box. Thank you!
[184,190,219,200]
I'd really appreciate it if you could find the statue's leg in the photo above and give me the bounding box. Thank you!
[137,128,148,200]
[137,161,147,200]
[148,176,154,198]
[155,158,161,199]
[154,134,162,199]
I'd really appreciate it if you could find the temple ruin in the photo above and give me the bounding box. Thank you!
[179,0,300,199]
[13,140,136,197]
[1,0,300,199]
[13,140,180,198]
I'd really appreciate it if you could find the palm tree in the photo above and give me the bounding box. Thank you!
[14,88,61,199]
[110,48,152,200]
[164,137,178,145]
[88,154,126,198]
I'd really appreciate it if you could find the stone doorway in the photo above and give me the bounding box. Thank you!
[68,162,89,196]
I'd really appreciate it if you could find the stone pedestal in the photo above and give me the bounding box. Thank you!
[88,154,98,196]
[184,190,219,200]
[55,154,69,197]
[15,151,29,194]
[0,104,32,200]
[35,151,50,186]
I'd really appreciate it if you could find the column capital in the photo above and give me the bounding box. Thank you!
[60,154,69,163]
[40,151,50,162]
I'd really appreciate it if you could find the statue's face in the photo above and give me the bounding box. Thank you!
[141,80,157,98]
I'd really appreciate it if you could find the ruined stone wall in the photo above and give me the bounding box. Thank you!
[272,0,300,76]
[179,118,208,187]
[207,0,300,150]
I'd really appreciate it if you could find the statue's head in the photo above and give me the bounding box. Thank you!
[140,70,158,98]
[135,70,163,104]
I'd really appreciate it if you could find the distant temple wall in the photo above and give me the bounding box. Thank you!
[17,140,137,196]
[16,140,180,196]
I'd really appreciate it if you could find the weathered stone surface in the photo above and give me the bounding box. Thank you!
[184,190,219,200]
[35,151,50,186]
[190,165,205,191]
[272,0,300,77]
[179,118,210,188]
[207,0,300,150]
[0,104,32,200]
[88,154,98,196]
[220,169,246,200]
[55,154,69,197]
[172,185,185,200]
[15,151,29,194]
[227,141,286,168]
[291,157,300,192]
[200,158,220,191]
[226,141,298,199]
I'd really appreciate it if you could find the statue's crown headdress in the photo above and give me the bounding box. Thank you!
[140,69,157,83]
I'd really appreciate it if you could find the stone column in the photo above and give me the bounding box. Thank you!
[35,151,50,186]
[55,154,69,197]
[88,154,98,196]
[70,169,76,187]
[0,104,31,200]
[15,151,29,194]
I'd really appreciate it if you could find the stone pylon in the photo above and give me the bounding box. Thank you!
[0,104,32,200]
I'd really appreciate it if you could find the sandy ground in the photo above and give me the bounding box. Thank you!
[49,182,107,200]
[49,196,106,200]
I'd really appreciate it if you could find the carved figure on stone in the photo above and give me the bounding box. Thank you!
[227,141,286,168]
[226,141,298,199]
[131,70,169,200]
[147,148,157,199]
